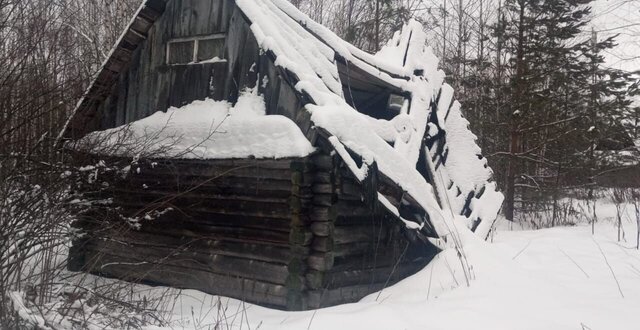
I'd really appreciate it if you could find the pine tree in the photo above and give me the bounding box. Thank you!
[492,0,636,221]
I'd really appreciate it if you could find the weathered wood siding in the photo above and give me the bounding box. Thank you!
[94,0,265,131]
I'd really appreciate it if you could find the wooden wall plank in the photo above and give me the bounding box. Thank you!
[96,0,237,129]
[83,250,289,308]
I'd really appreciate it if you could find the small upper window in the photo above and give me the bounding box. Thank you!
[197,38,224,62]
[167,35,225,65]
[168,40,195,64]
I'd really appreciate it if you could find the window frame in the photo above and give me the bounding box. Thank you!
[166,33,225,65]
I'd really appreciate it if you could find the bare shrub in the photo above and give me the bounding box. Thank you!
[517,190,582,229]
[0,138,165,328]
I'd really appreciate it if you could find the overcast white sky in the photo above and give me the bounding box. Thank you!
[591,0,640,72]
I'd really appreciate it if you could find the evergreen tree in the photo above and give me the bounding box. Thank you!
[488,0,636,221]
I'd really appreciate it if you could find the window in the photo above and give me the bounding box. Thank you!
[167,34,225,65]
[168,40,194,64]
[197,38,224,62]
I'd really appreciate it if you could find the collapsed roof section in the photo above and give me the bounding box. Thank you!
[236,0,503,241]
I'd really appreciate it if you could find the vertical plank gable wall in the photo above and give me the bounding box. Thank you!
[98,0,266,130]
[96,0,308,139]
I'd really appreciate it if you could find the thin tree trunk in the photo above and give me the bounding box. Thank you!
[505,130,519,221]
[442,0,447,61]
[505,0,526,222]
[374,0,380,51]
[635,201,639,249]
[617,203,622,242]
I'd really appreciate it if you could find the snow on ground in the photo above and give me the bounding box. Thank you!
[132,197,639,330]
[12,194,640,329]
[143,224,637,330]
[71,88,315,159]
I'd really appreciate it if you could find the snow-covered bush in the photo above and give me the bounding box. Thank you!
[0,134,180,328]
[0,151,72,327]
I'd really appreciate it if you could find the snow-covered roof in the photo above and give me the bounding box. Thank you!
[72,88,315,160]
[237,0,503,242]
[63,0,504,244]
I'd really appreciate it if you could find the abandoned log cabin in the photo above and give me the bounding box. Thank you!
[60,0,504,311]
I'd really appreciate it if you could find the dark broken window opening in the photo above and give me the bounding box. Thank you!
[338,60,407,121]
[343,87,408,121]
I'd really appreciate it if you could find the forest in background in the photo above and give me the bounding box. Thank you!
[0,0,639,327]
[291,0,640,224]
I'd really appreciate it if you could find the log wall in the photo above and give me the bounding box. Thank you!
[69,151,436,310]
[70,157,312,309]
[303,138,437,309]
